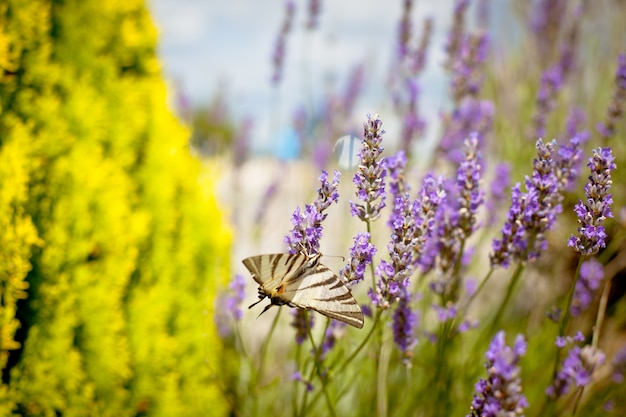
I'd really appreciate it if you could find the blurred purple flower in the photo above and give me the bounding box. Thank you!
[570,259,604,317]
[321,320,344,358]
[597,53,626,141]
[291,309,314,345]
[450,32,489,103]
[554,135,585,193]
[486,163,511,226]
[292,371,314,392]
[532,65,563,140]
[392,290,418,364]
[350,114,387,222]
[568,148,616,255]
[612,344,626,383]
[386,150,409,202]
[306,0,321,30]
[411,17,433,74]
[440,98,494,164]
[396,0,413,60]
[547,345,606,398]
[444,0,470,70]
[270,0,296,85]
[215,274,247,338]
[468,331,528,417]
[529,0,567,65]
[399,81,426,154]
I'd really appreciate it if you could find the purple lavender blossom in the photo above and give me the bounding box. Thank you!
[529,0,568,65]
[486,163,511,226]
[597,53,626,141]
[291,309,314,345]
[321,320,345,358]
[440,98,494,164]
[339,232,377,284]
[396,0,413,60]
[547,345,606,398]
[425,136,483,297]
[612,344,626,383]
[568,148,616,256]
[563,106,588,142]
[570,259,604,317]
[399,81,426,154]
[554,135,585,193]
[531,65,563,140]
[284,170,340,254]
[386,150,409,202]
[392,290,418,364]
[305,0,321,30]
[215,274,247,338]
[292,371,314,392]
[444,0,470,70]
[410,17,433,74]
[371,174,445,309]
[270,0,296,85]
[468,331,528,417]
[450,33,489,103]
[491,139,565,267]
[350,114,387,222]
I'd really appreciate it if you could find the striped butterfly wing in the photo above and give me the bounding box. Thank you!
[284,262,364,329]
[242,253,364,329]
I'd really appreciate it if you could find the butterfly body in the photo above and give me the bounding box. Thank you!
[242,252,364,329]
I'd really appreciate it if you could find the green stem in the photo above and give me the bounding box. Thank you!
[376,323,391,417]
[559,257,584,338]
[336,310,381,374]
[252,308,282,415]
[307,319,337,417]
[487,263,524,335]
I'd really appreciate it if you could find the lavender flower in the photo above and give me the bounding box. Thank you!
[370,174,445,308]
[450,33,489,103]
[554,135,585,193]
[597,53,626,141]
[350,114,387,222]
[547,345,606,398]
[392,289,417,365]
[399,81,426,155]
[531,65,563,140]
[396,0,413,60]
[292,371,314,392]
[291,309,314,345]
[410,17,433,74]
[570,259,604,317]
[529,0,567,66]
[563,106,588,142]
[426,136,483,298]
[568,148,616,255]
[440,98,494,164]
[386,150,409,202]
[491,139,563,267]
[612,344,626,383]
[270,0,296,85]
[444,0,470,70]
[468,331,528,417]
[321,320,345,358]
[215,274,247,338]
[305,0,321,30]
[339,232,377,284]
[285,170,340,254]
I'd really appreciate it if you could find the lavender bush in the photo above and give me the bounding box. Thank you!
[215,2,626,416]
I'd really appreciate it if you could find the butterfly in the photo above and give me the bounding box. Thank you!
[242,252,364,329]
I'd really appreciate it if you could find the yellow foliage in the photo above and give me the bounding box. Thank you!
[0,0,230,415]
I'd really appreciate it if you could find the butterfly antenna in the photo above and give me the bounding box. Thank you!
[257,303,274,318]
[248,297,265,310]
[322,254,346,262]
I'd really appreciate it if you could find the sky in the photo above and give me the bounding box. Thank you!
[147,0,514,155]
